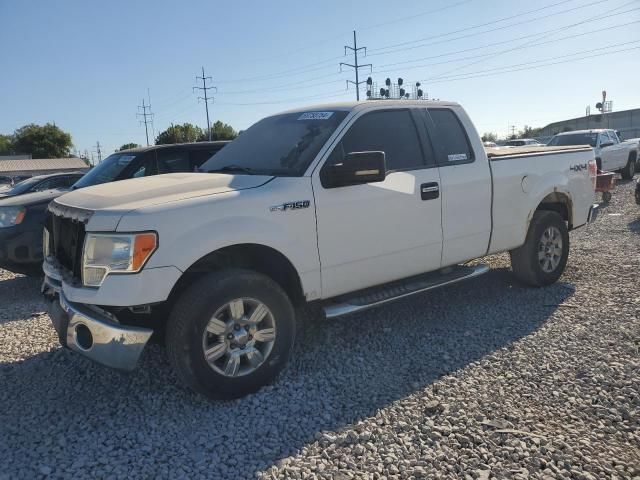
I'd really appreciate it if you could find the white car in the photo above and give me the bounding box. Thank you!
[42,100,598,398]
[548,129,638,179]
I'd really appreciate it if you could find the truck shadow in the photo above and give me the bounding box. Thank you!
[628,218,640,234]
[0,274,47,324]
[0,268,575,478]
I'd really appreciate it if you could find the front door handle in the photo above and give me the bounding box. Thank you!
[421,182,439,200]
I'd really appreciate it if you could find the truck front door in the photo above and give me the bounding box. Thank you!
[312,108,443,299]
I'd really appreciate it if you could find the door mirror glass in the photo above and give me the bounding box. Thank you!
[322,151,386,188]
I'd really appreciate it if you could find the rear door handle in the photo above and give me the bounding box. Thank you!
[421,182,440,200]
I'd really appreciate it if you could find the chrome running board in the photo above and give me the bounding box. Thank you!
[323,264,490,319]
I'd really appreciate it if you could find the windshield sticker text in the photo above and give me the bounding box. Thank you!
[298,112,334,121]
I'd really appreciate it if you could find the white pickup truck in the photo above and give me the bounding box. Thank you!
[42,101,598,398]
[548,129,638,179]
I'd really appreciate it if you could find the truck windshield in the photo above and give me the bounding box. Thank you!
[548,133,597,148]
[200,110,349,176]
[71,153,137,189]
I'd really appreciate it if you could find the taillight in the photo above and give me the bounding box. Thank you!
[588,159,597,190]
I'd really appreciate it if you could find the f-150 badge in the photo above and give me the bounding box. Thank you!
[270,200,310,212]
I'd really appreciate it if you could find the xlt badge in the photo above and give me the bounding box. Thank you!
[270,200,310,212]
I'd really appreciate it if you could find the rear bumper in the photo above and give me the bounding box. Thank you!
[587,203,600,223]
[44,279,153,371]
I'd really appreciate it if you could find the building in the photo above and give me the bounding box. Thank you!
[0,157,90,179]
[540,108,640,139]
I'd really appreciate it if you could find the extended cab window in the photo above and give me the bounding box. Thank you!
[157,149,190,174]
[327,109,425,172]
[428,108,474,165]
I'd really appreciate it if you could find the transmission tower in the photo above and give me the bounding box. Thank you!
[340,30,372,101]
[194,67,216,141]
[137,98,154,146]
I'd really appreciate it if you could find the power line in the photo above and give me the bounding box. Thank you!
[367,0,607,58]
[372,18,640,78]
[426,1,638,82]
[194,67,216,141]
[373,11,640,73]
[419,43,640,84]
[340,30,372,101]
[137,98,154,146]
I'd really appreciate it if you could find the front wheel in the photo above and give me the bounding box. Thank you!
[510,211,569,287]
[621,157,636,180]
[166,269,296,399]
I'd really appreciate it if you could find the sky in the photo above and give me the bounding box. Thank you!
[1,0,639,158]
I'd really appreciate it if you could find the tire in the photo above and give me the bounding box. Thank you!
[166,269,295,399]
[510,211,569,287]
[621,156,636,180]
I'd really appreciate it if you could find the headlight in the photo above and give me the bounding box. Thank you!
[82,232,157,287]
[0,206,26,228]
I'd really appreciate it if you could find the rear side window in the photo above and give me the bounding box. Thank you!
[191,147,224,169]
[328,109,425,172]
[428,109,474,165]
[157,149,190,174]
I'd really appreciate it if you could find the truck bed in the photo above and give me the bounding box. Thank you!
[486,145,592,158]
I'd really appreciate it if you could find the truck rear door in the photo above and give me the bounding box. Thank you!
[423,107,492,266]
[312,107,443,298]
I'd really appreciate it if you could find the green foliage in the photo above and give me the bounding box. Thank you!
[481,132,497,142]
[520,125,543,139]
[199,121,238,141]
[0,134,12,155]
[118,143,141,151]
[155,123,204,145]
[11,123,73,158]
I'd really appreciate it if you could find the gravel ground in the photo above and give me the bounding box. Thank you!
[1,180,639,479]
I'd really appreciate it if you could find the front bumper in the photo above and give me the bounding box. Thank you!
[0,226,43,274]
[44,279,153,371]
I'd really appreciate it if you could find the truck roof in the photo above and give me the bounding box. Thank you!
[277,100,460,115]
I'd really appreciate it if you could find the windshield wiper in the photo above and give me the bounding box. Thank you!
[206,164,255,174]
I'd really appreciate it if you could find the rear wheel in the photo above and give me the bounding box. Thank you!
[166,269,295,399]
[621,156,636,180]
[510,211,569,287]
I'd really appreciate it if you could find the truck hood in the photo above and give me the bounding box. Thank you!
[54,173,273,212]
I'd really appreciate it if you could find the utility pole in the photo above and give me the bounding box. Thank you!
[94,141,102,163]
[194,67,216,141]
[137,98,154,146]
[340,30,372,101]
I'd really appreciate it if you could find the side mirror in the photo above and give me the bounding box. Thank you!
[322,151,386,188]
[600,141,613,148]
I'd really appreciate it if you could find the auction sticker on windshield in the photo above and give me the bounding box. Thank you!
[298,112,334,120]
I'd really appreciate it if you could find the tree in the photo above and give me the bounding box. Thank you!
[520,125,543,139]
[155,123,204,145]
[0,134,12,155]
[118,143,141,151]
[481,132,497,142]
[11,123,73,158]
[199,121,238,141]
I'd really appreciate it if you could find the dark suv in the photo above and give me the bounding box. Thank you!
[0,142,228,275]
[0,172,85,198]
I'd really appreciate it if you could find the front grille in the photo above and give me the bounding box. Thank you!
[45,202,93,280]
